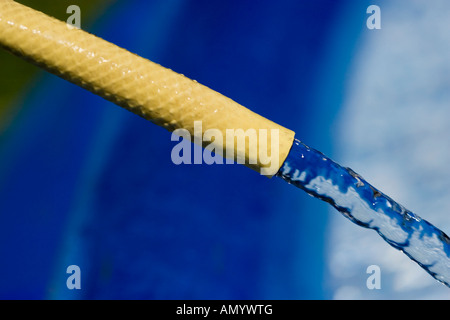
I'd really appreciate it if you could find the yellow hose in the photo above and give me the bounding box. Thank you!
[0,0,295,176]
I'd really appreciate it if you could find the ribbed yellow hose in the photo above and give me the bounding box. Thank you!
[0,0,295,176]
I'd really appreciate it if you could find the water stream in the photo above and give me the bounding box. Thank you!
[277,138,450,287]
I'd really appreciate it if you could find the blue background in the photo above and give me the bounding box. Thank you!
[0,0,371,299]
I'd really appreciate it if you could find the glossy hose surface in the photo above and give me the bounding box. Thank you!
[0,0,295,175]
